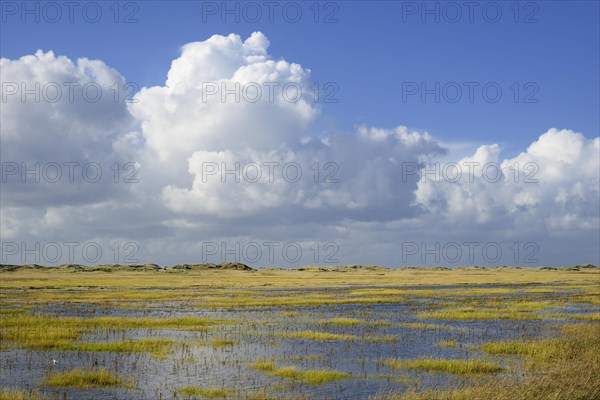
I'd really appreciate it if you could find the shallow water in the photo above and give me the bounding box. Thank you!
[0,283,594,399]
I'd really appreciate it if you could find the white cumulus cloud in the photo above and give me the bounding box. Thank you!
[1,33,598,267]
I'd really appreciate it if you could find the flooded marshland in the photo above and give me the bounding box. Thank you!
[1,266,599,399]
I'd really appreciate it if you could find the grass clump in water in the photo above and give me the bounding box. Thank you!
[251,357,276,371]
[280,330,357,341]
[42,368,128,388]
[251,357,351,384]
[318,317,363,326]
[479,339,561,361]
[397,322,454,330]
[317,317,391,326]
[74,338,175,358]
[178,386,231,398]
[0,388,47,400]
[382,357,502,374]
[0,325,81,350]
[437,341,457,348]
[271,366,351,384]
[279,329,396,342]
[208,338,235,347]
[287,354,324,362]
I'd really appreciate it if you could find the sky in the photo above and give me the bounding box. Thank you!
[1,0,599,267]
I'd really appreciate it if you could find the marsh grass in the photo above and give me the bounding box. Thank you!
[351,287,530,298]
[373,323,600,400]
[178,386,231,398]
[3,267,598,291]
[280,330,356,341]
[382,358,502,374]
[250,359,351,385]
[250,357,351,384]
[417,307,542,321]
[280,311,299,317]
[0,324,81,350]
[73,338,175,358]
[42,368,128,388]
[1,314,228,330]
[252,357,276,371]
[317,317,391,326]
[12,289,410,308]
[0,388,47,400]
[0,309,24,315]
[479,339,560,360]
[437,341,457,348]
[317,317,363,326]
[397,322,455,330]
[271,367,351,384]
[545,312,600,321]
[278,329,397,342]
[1,268,598,399]
[196,294,408,308]
[287,354,324,362]
[418,297,589,321]
[208,338,235,347]
[86,315,230,329]
[0,314,229,350]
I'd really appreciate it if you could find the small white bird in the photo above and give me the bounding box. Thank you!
[52,359,58,365]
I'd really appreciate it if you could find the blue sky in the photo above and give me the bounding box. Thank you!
[1,1,599,267]
[3,1,598,152]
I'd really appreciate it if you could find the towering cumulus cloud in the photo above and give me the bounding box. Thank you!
[1,32,598,266]
[129,32,444,219]
[130,32,316,160]
[414,129,599,230]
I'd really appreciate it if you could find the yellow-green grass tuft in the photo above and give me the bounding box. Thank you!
[278,329,396,342]
[317,317,363,326]
[437,341,457,348]
[270,366,351,384]
[0,325,81,350]
[73,338,175,358]
[250,358,351,384]
[383,357,502,374]
[42,368,128,388]
[251,357,276,372]
[178,386,231,398]
[317,317,391,326]
[0,388,47,400]
[208,338,235,347]
[479,339,561,361]
[397,322,454,330]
